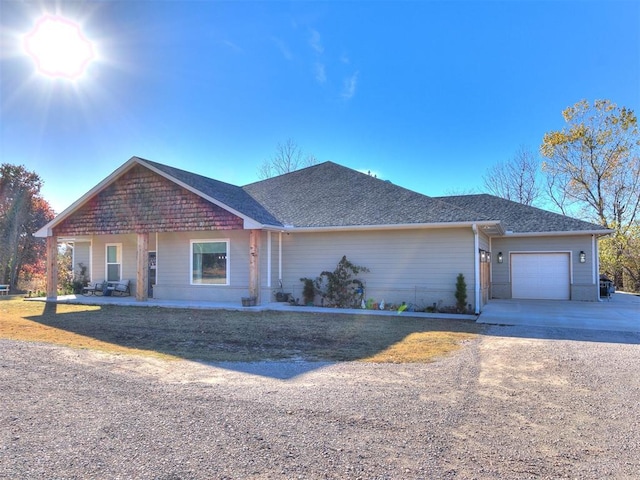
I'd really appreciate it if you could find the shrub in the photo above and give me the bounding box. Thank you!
[454,273,467,313]
[300,277,316,305]
[301,256,369,308]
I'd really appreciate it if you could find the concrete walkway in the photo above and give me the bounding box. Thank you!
[26,292,639,333]
[27,294,478,321]
[478,292,640,333]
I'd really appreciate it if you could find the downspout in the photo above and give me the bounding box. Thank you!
[278,232,283,286]
[267,231,272,288]
[472,224,480,314]
[593,234,600,301]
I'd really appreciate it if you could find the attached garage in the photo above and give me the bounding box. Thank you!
[511,253,570,300]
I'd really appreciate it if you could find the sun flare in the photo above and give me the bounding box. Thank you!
[23,15,95,80]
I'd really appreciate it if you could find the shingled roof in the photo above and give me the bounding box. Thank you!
[145,160,606,233]
[141,158,282,226]
[38,157,610,238]
[242,162,494,228]
[436,194,608,234]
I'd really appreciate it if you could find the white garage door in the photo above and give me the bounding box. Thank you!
[511,253,570,300]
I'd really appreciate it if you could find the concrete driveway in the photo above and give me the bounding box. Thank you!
[478,291,640,332]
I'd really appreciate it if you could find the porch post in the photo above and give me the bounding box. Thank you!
[249,229,261,302]
[136,232,149,301]
[46,235,58,300]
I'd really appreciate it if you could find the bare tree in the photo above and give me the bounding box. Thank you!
[482,146,542,205]
[258,139,318,179]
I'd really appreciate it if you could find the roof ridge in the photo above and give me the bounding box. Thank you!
[242,160,338,188]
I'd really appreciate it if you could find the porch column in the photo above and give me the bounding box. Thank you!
[136,232,149,301]
[249,229,261,302]
[46,235,58,300]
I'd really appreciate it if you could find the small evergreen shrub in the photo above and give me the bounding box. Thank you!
[454,273,468,313]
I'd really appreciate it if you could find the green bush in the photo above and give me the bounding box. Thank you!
[301,256,369,308]
[455,273,467,313]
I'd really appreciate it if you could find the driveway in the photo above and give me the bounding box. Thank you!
[479,291,640,333]
[3,324,640,479]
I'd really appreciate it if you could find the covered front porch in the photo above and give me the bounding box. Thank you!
[35,159,271,305]
[44,229,265,304]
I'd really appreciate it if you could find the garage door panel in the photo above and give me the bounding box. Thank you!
[512,253,570,300]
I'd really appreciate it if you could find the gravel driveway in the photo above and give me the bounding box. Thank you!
[2,325,639,479]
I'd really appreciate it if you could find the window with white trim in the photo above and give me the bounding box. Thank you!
[105,244,122,282]
[191,240,229,285]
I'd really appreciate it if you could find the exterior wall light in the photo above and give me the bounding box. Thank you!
[497,252,503,263]
[579,251,586,263]
[480,250,486,262]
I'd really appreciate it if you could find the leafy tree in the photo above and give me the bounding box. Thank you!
[541,100,640,291]
[258,139,318,179]
[482,145,542,206]
[0,164,55,291]
[599,225,640,293]
[541,99,639,227]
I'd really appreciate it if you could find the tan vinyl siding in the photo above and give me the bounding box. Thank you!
[89,234,138,295]
[279,228,476,309]
[491,235,597,300]
[72,241,91,281]
[153,230,251,302]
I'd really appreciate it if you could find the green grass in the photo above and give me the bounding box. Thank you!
[0,297,484,363]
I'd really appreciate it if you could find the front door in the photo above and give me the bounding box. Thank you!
[148,251,156,298]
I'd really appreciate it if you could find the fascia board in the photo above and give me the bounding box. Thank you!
[503,229,613,237]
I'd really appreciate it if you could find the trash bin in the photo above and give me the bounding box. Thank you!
[599,282,610,297]
[599,275,613,298]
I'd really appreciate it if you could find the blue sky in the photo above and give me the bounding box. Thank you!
[1,0,638,214]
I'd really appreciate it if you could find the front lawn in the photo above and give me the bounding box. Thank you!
[0,297,483,363]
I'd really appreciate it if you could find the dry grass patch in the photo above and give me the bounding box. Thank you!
[0,297,176,359]
[0,297,484,363]
[363,331,478,363]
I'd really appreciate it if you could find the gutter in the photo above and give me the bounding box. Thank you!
[503,229,613,237]
[265,220,504,234]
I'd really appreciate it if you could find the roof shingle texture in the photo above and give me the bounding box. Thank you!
[437,194,607,233]
[243,162,493,227]
[140,158,607,233]
[141,159,282,226]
